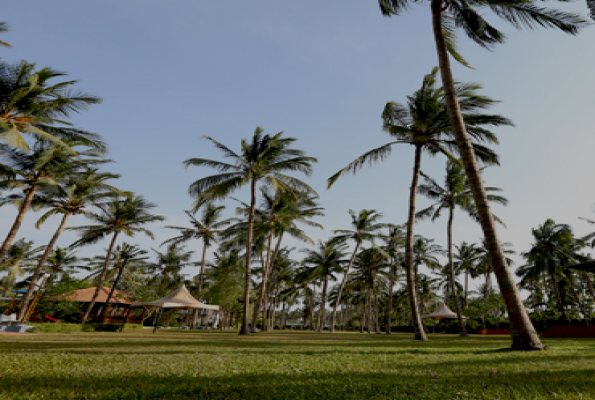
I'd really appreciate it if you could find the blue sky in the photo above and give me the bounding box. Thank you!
[1,1,594,291]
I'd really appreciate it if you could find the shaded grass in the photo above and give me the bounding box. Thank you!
[0,331,594,399]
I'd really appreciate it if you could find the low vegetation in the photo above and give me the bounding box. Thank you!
[1,331,594,399]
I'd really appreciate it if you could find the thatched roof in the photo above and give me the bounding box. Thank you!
[131,284,219,310]
[61,287,133,304]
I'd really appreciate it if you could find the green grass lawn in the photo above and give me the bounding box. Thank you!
[1,330,594,400]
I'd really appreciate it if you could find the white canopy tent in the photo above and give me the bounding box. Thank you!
[422,303,466,320]
[130,285,219,333]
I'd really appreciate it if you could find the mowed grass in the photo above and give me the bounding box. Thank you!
[1,330,594,400]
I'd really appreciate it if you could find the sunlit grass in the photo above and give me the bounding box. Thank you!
[1,330,594,399]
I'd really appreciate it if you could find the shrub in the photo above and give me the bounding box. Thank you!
[88,323,124,332]
[30,323,83,333]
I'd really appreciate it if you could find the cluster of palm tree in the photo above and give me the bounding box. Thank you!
[0,0,591,351]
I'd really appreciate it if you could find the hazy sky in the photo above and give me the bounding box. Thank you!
[1,1,594,292]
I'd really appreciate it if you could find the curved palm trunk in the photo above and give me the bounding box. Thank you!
[405,145,428,341]
[431,0,543,350]
[18,212,70,321]
[330,242,360,332]
[0,185,38,262]
[82,232,119,324]
[240,179,257,335]
[447,205,467,336]
[386,258,395,334]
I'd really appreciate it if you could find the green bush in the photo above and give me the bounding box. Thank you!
[88,323,123,332]
[30,323,83,333]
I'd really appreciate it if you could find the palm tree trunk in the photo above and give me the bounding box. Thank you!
[309,287,315,330]
[447,205,467,336]
[317,277,328,333]
[280,301,287,329]
[405,145,428,341]
[191,242,209,329]
[266,235,284,331]
[18,212,71,321]
[386,258,395,334]
[360,301,365,333]
[431,0,543,350]
[373,278,380,334]
[366,289,372,333]
[330,242,360,332]
[82,232,119,324]
[270,282,281,330]
[240,179,257,335]
[251,231,274,332]
[0,185,38,262]
[464,270,469,307]
[548,269,566,319]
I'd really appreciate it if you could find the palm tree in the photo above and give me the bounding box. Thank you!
[0,61,103,151]
[235,189,322,332]
[69,195,164,323]
[352,247,389,333]
[149,243,194,291]
[329,209,386,332]
[42,247,88,285]
[521,219,583,318]
[0,238,42,297]
[183,127,317,334]
[379,224,406,334]
[0,140,105,263]
[417,160,507,335]
[453,242,482,307]
[17,167,121,321]
[328,68,507,341]
[300,240,348,332]
[377,0,585,351]
[163,204,233,297]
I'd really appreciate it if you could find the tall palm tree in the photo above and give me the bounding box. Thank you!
[0,61,103,151]
[69,195,164,323]
[300,240,348,332]
[417,160,507,335]
[234,189,322,332]
[329,209,386,332]
[17,167,121,321]
[377,0,585,351]
[0,140,105,263]
[163,204,233,297]
[183,127,317,334]
[328,68,506,340]
[352,247,389,334]
[380,224,406,334]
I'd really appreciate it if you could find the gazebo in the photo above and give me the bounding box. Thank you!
[130,284,219,333]
[422,303,466,320]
